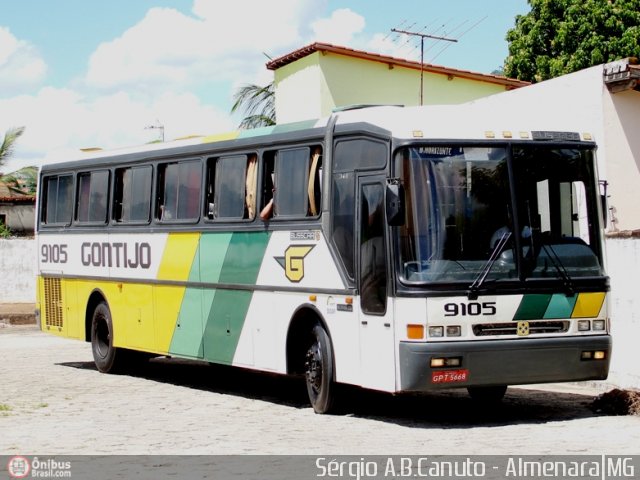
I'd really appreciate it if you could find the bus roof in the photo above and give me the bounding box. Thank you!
[41,104,595,169]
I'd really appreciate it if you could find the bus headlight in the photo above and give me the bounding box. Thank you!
[446,326,461,337]
[428,326,444,338]
[577,320,591,331]
[592,320,606,331]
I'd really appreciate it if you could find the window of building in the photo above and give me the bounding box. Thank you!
[114,165,152,223]
[42,175,73,225]
[156,160,201,221]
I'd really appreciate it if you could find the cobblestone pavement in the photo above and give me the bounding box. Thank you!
[1,326,639,455]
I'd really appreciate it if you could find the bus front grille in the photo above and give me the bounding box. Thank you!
[472,321,570,336]
[43,277,63,329]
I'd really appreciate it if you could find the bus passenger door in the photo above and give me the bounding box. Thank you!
[357,178,396,392]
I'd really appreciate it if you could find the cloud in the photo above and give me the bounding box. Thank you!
[0,87,234,172]
[311,8,365,45]
[85,1,327,93]
[0,27,47,93]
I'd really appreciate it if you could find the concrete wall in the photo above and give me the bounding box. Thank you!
[0,204,35,233]
[605,236,640,389]
[0,238,36,303]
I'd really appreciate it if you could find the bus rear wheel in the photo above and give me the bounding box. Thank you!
[91,301,124,373]
[304,324,336,414]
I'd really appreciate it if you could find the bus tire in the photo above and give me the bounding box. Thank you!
[304,323,336,414]
[467,385,507,403]
[90,301,124,373]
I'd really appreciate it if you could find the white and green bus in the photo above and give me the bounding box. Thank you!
[37,105,611,413]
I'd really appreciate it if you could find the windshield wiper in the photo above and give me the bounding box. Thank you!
[468,231,512,300]
[540,243,575,296]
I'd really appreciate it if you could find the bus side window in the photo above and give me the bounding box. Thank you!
[156,160,201,222]
[76,170,109,224]
[114,166,152,223]
[208,154,253,220]
[42,174,73,226]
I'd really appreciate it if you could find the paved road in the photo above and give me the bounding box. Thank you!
[1,326,639,455]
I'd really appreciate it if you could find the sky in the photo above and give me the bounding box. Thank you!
[0,0,530,172]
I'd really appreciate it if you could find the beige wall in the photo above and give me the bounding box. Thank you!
[274,51,508,124]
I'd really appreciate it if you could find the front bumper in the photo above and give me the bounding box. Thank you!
[399,335,611,391]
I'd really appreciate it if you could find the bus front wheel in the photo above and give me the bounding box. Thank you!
[304,324,336,414]
[90,301,124,373]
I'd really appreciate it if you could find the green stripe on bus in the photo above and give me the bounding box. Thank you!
[543,293,578,319]
[169,233,234,358]
[513,294,552,320]
[201,231,271,364]
[169,243,204,358]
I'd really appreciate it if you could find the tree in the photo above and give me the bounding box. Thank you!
[230,82,276,129]
[0,126,25,171]
[2,166,37,195]
[504,0,640,82]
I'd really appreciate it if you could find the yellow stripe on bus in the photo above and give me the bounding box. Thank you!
[572,292,606,318]
[155,233,201,352]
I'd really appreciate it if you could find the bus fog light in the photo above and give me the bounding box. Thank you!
[430,357,462,368]
[577,320,591,331]
[431,358,445,368]
[446,326,461,337]
[592,320,606,331]
[428,326,444,338]
[581,350,606,360]
[445,357,462,367]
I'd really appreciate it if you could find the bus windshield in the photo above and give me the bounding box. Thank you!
[395,144,604,285]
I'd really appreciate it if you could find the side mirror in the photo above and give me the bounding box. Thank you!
[386,180,405,227]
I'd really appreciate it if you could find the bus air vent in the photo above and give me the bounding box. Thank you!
[44,277,64,329]
[473,321,569,336]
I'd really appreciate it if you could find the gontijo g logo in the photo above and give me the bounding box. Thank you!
[275,245,315,282]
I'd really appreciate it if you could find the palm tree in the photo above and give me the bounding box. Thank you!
[2,166,37,195]
[230,82,276,129]
[0,126,26,171]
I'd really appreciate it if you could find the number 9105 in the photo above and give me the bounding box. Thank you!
[444,301,496,316]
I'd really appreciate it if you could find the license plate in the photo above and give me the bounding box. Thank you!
[431,369,469,384]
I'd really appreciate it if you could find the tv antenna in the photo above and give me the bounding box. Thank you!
[145,119,165,142]
[391,27,457,105]
[389,17,486,105]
